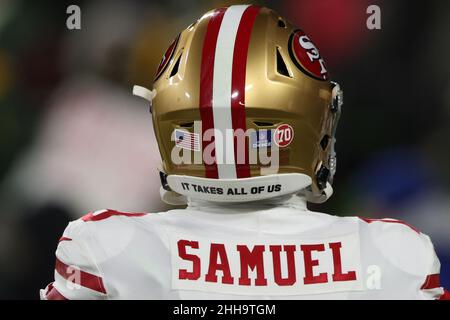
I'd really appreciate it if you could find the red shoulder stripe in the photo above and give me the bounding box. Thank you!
[45,282,68,300]
[358,217,420,234]
[421,274,441,290]
[82,209,147,222]
[55,257,106,294]
[439,289,450,300]
[58,236,72,243]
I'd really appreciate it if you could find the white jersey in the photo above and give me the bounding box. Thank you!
[41,195,448,300]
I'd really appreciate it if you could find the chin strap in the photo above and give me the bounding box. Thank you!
[160,187,188,206]
[329,82,342,183]
[304,182,334,204]
[159,170,188,205]
[132,85,157,113]
[305,81,342,203]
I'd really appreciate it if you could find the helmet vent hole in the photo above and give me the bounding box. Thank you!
[254,121,275,127]
[178,122,194,128]
[276,47,292,78]
[277,18,286,28]
[169,54,182,78]
[320,135,330,150]
[187,21,197,31]
[316,165,330,190]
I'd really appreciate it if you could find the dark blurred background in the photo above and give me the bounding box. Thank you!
[0,0,448,299]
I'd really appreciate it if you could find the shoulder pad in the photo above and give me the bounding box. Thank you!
[358,217,420,233]
[359,216,432,276]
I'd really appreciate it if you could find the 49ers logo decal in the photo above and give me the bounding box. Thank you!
[288,29,329,81]
[154,33,180,81]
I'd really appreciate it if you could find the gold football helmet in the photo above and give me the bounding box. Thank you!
[135,5,342,204]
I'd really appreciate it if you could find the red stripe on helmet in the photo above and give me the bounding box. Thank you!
[199,8,226,179]
[231,5,260,178]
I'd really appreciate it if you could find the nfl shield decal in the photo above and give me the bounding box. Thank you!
[288,29,329,81]
[250,129,273,149]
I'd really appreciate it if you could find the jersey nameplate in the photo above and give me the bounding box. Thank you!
[169,231,363,295]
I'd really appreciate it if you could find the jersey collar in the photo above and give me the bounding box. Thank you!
[187,192,308,212]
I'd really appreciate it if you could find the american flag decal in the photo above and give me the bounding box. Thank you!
[174,129,200,151]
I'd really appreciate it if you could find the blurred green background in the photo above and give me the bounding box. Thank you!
[0,0,449,299]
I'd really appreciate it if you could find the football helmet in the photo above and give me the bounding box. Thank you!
[135,5,342,204]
